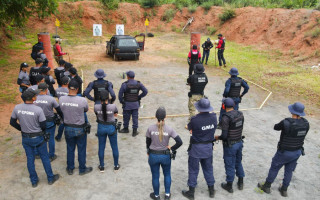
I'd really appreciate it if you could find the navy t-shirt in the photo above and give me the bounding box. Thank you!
[188,112,217,158]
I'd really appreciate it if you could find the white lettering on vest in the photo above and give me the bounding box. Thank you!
[34,100,48,104]
[62,103,79,107]
[17,110,35,116]
[151,131,169,136]
[201,124,215,130]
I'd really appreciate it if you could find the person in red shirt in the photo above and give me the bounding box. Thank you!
[216,34,226,68]
[188,45,201,76]
[53,38,67,64]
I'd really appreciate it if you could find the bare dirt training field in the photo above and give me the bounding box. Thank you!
[0,34,319,200]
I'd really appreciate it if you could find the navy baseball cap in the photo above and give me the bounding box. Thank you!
[35,74,44,83]
[224,98,235,108]
[61,76,70,85]
[194,64,205,73]
[20,63,28,68]
[38,83,48,91]
[68,79,79,90]
[288,102,305,116]
[40,67,50,74]
[69,67,77,75]
[35,58,44,64]
[194,98,213,112]
[155,107,166,120]
[218,33,223,37]
[22,88,40,100]
[126,71,135,78]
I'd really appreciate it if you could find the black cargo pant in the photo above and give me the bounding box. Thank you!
[218,49,226,66]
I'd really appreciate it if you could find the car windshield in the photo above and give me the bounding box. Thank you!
[118,39,138,47]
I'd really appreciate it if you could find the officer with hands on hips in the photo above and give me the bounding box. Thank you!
[118,70,148,137]
[218,67,249,128]
[215,98,245,193]
[182,98,217,199]
[34,83,64,161]
[59,79,93,176]
[84,69,116,104]
[10,89,59,188]
[258,102,310,197]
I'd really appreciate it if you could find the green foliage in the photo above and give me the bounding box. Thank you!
[201,1,213,11]
[99,0,119,10]
[151,8,158,16]
[207,26,217,35]
[219,7,236,24]
[161,9,176,22]
[188,4,197,13]
[174,0,192,9]
[0,0,58,27]
[306,27,320,38]
[140,0,159,8]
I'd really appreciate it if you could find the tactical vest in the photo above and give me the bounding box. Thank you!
[54,68,65,86]
[278,118,309,151]
[190,51,199,64]
[45,76,56,97]
[220,39,225,49]
[228,78,242,98]
[93,80,109,101]
[223,111,244,141]
[124,81,140,102]
[53,44,59,56]
[190,73,208,95]
[30,68,40,85]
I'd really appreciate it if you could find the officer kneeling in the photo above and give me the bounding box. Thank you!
[182,98,217,199]
[258,102,309,197]
[215,98,245,193]
[59,79,92,175]
[10,89,59,187]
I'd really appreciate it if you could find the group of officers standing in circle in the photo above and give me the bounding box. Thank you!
[11,35,310,200]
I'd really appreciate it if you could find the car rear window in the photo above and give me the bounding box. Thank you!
[118,39,138,47]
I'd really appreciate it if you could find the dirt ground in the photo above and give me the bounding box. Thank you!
[0,34,319,200]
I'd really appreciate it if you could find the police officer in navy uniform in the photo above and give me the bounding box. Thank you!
[218,67,249,128]
[59,79,93,175]
[182,98,217,199]
[118,71,148,137]
[10,89,59,187]
[187,64,208,121]
[84,69,116,104]
[215,98,245,193]
[258,102,309,197]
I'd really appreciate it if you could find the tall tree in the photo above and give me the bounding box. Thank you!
[0,0,58,27]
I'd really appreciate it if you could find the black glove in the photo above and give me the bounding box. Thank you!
[43,132,50,142]
[170,150,177,160]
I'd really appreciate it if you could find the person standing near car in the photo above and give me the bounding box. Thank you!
[118,71,148,137]
[59,79,92,176]
[84,69,116,104]
[17,63,31,93]
[10,89,59,188]
[147,107,183,200]
[94,90,120,172]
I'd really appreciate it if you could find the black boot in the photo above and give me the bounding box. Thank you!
[132,128,139,137]
[182,186,195,200]
[278,185,288,197]
[221,182,233,193]
[149,192,160,200]
[257,181,271,194]
[119,128,129,133]
[208,185,215,198]
[237,177,244,190]
[217,122,221,130]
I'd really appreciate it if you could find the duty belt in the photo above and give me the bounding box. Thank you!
[96,120,116,126]
[46,116,55,122]
[149,149,171,155]
[223,139,242,146]
[64,123,86,128]
[21,131,43,138]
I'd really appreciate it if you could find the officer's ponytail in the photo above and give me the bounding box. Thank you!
[100,90,109,122]
[157,120,164,142]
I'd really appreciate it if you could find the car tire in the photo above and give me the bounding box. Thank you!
[113,54,118,61]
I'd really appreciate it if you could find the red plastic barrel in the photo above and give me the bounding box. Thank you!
[38,32,54,68]
[190,32,201,51]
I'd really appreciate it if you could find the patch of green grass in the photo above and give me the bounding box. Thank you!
[161,9,176,23]
[188,4,197,13]
[11,148,22,157]
[207,27,217,35]
[201,1,213,11]
[5,137,12,142]
[0,58,9,67]
[305,27,320,38]
[219,7,236,24]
